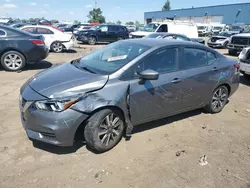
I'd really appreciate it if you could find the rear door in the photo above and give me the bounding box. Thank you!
[36,27,55,47]
[178,47,220,109]
[107,26,118,41]
[129,47,183,124]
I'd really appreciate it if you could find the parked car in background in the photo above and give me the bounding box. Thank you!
[145,33,205,44]
[211,24,227,35]
[20,25,74,53]
[227,33,250,56]
[0,25,49,71]
[73,24,92,37]
[20,39,240,152]
[126,25,136,33]
[239,47,250,78]
[207,32,235,48]
[197,24,212,37]
[130,20,198,38]
[77,24,129,45]
[59,24,79,33]
[9,23,29,29]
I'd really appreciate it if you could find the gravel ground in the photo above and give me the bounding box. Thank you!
[0,44,250,188]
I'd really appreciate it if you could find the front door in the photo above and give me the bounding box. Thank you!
[179,47,220,109]
[129,47,183,124]
[97,25,109,42]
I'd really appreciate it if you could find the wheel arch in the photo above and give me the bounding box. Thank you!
[74,105,126,141]
[0,48,27,61]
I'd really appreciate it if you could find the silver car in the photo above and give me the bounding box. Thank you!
[20,39,240,152]
[239,47,250,78]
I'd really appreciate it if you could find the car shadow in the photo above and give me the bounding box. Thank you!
[240,75,250,86]
[32,140,86,155]
[32,109,203,155]
[132,109,202,134]
[0,60,53,72]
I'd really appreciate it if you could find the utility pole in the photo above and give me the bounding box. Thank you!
[94,0,97,8]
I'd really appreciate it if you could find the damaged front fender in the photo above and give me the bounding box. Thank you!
[71,79,133,136]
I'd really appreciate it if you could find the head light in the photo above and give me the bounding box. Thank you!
[35,97,78,112]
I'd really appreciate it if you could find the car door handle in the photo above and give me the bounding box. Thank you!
[171,78,181,83]
[212,67,218,71]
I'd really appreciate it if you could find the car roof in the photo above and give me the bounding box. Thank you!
[148,32,188,38]
[124,38,197,47]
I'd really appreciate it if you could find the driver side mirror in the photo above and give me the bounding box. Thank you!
[137,69,159,80]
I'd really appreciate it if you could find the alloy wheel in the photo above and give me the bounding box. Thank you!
[52,42,63,52]
[3,54,23,70]
[98,113,123,146]
[211,87,228,110]
[88,37,96,45]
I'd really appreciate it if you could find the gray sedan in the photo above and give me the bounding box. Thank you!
[20,39,240,152]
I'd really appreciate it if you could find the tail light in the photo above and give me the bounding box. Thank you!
[30,39,45,46]
[234,63,240,69]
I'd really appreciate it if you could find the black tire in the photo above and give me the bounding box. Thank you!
[228,49,238,56]
[243,73,250,79]
[51,41,63,53]
[84,109,125,152]
[0,51,26,71]
[223,41,229,48]
[88,36,97,45]
[118,36,125,41]
[204,85,229,113]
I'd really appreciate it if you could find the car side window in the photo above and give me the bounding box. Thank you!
[156,24,168,32]
[37,27,54,34]
[207,51,217,65]
[164,35,175,40]
[100,26,108,32]
[0,29,6,37]
[176,35,189,41]
[135,48,178,75]
[108,26,118,32]
[22,27,36,33]
[182,48,214,69]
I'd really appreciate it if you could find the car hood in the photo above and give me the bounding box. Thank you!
[130,31,153,36]
[28,62,109,98]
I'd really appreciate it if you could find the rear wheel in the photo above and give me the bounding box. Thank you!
[51,41,63,53]
[228,49,238,56]
[84,109,125,152]
[204,85,229,113]
[1,51,26,71]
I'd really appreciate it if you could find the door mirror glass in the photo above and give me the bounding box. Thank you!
[138,69,159,80]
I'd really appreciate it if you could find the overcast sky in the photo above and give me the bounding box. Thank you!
[0,0,249,23]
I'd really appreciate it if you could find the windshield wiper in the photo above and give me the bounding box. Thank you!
[72,61,96,74]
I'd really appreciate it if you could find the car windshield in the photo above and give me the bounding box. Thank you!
[140,23,159,32]
[213,27,223,30]
[145,33,164,38]
[72,41,151,75]
[198,26,206,30]
[90,25,102,30]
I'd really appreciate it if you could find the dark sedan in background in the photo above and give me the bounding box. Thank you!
[144,33,205,44]
[77,24,129,45]
[0,25,49,71]
[20,39,239,152]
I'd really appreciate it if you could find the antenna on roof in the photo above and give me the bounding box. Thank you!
[94,0,97,8]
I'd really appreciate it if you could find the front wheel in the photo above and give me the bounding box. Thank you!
[84,109,125,152]
[88,36,97,45]
[204,85,229,113]
[223,41,229,48]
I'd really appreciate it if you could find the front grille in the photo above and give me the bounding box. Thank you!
[232,37,250,45]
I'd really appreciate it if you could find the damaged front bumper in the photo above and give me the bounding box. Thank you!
[20,86,88,146]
